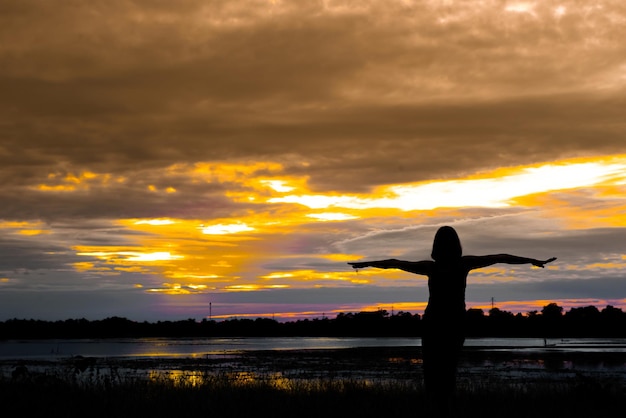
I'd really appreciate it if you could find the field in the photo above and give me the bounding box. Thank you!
[1,347,624,417]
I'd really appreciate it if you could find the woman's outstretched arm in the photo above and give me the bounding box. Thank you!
[464,254,557,270]
[348,259,433,275]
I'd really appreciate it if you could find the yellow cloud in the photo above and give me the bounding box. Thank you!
[260,179,295,192]
[323,254,362,262]
[201,222,255,235]
[306,212,359,221]
[258,269,377,286]
[268,157,626,211]
[223,284,289,292]
[114,266,151,273]
[126,252,184,262]
[36,184,77,192]
[0,221,52,236]
[18,229,51,236]
[133,219,176,226]
[64,155,626,294]
[33,171,123,192]
[260,273,295,279]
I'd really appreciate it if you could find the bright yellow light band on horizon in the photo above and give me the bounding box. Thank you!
[76,249,184,262]
[268,158,626,211]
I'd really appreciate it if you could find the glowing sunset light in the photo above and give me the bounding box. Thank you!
[224,284,263,291]
[166,272,221,280]
[261,273,295,279]
[268,194,364,209]
[35,184,77,192]
[17,229,50,236]
[187,284,209,290]
[75,249,183,262]
[306,213,359,221]
[505,2,536,15]
[3,221,53,236]
[134,219,176,226]
[554,5,567,17]
[201,223,255,235]
[261,180,295,192]
[126,252,184,262]
[269,159,626,211]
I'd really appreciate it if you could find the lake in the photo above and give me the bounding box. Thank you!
[2,337,626,385]
[2,336,626,360]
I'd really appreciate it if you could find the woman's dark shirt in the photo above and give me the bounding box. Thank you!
[423,259,470,327]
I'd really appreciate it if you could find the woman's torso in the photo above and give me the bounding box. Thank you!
[424,259,469,323]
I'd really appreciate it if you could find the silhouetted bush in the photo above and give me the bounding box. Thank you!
[1,303,626,339]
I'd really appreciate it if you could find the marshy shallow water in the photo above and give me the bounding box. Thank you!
[2,341,625,418]
[2,338,625,386]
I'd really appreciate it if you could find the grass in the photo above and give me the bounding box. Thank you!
[2,365,625,418]
[1,346,625,417]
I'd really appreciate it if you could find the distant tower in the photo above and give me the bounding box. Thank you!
[491,297,495,310]
[209,302,212,320]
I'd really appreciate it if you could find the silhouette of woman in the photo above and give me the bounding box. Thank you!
[348,226,556,410]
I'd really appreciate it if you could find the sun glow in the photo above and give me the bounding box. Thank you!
[134,219,176,226]
[201,223,255,235]
[505,2,536,15]
[126,252,184,262]
[261,180,295,192]
[75,248,185,264]
[306,212,359,221]
[63,155,626,307]
[268,158,626,211]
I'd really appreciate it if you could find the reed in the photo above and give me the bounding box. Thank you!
[2,366,624,418]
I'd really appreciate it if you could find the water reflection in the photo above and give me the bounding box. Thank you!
[2,337,626,387]
[147,369,295,390]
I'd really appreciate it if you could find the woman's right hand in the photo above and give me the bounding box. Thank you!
[348,262,369,269]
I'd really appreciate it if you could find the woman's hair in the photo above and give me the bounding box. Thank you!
[431,226,462,261]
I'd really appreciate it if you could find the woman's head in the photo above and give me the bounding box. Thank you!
[431,226,462,262]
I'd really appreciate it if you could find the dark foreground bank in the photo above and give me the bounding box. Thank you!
[1,347,625,418]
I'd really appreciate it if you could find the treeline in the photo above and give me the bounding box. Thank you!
[1,303,626,339]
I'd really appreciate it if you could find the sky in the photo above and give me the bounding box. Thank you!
[1,0,625,322]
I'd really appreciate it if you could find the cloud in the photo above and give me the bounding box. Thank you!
[2,1,625,190]
[1,1,626,320]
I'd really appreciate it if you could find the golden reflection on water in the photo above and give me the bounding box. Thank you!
[387,357,422,365]
[148,370,205,387]
[148,369,294,390]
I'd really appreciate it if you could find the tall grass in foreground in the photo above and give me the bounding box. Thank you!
[2,371,624,418]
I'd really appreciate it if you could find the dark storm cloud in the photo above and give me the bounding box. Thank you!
[0,235,77,272]
[0,183,241,222]
[1,0,625,196]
